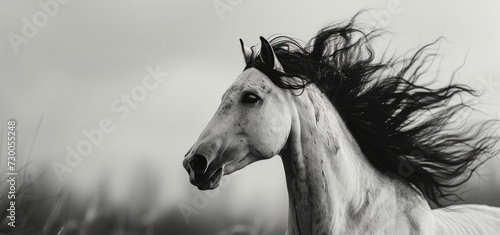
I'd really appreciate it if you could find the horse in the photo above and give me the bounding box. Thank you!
[182,17,500,234]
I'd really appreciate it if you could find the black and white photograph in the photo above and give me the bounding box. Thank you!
[1,0,500,234]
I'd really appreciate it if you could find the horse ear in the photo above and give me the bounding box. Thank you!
[239,39,252,65]
[259,36,284,72]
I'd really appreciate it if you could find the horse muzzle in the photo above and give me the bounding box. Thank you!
[183,152,224,190]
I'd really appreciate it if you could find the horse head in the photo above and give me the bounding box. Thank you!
[183,37,291,190]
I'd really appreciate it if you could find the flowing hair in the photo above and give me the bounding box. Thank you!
[245,15,499,206]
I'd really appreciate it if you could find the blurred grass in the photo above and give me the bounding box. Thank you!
[0,162,286,235]
[0,117,287,235]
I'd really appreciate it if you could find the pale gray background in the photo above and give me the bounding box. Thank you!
[1,0,500,230]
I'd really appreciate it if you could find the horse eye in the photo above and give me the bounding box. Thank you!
[241,93,261,105]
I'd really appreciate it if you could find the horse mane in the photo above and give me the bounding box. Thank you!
[245,15,499,207]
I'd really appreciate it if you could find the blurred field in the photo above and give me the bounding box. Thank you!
[0,157,288,235]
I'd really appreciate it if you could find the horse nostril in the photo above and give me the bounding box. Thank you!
[190,154,208,175]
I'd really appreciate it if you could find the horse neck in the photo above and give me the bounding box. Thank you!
[279,86,432,235]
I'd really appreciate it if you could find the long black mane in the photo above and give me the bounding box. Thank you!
[246,16,499,206]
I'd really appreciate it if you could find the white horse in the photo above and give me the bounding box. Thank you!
[182,20,500,234]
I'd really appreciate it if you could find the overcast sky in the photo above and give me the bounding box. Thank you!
[1,0,500,216]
